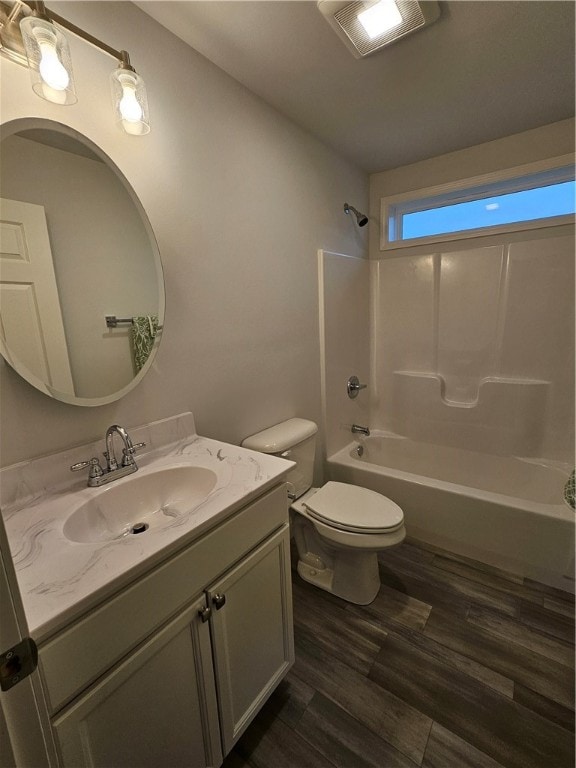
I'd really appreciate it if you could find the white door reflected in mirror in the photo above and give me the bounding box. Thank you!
[0,197,74,394]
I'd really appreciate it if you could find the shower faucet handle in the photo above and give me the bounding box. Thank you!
[347,375,367,399]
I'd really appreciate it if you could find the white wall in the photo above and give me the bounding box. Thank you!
[369,121,575,463]
[0,1,368,467]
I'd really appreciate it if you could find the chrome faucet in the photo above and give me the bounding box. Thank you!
[105,424,136,471]
[70,424,145,487]
[351,424,370,437]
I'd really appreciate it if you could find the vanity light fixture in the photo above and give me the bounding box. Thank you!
[0,0,150,135]
[317,0,440,58]
[19,11,76,104]
[110,52,150,136]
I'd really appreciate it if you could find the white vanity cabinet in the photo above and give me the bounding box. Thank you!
[53,595,222,768]
[37,484,294,768]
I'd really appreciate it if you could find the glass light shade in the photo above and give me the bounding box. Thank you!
[110,68,150,136]
[19,16,77,105]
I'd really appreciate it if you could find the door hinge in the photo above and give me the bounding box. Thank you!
[0,637,38,691]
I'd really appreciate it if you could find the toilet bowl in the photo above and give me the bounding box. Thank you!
[242,418,405,605]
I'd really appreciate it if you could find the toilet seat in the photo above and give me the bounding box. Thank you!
[303,481,404,534]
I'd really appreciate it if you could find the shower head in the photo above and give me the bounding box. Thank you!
[344,203,368,227]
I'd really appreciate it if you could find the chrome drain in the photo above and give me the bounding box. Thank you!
[130,522,149,534]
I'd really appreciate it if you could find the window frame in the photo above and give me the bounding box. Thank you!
[380,155,575,251]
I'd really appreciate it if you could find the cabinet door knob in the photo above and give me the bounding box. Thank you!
[212,593,226,610]
[198,606,212,623]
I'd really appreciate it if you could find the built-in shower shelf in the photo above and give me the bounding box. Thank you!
[391,371,550,456]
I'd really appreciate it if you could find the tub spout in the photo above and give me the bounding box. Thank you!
[351,424,370,437]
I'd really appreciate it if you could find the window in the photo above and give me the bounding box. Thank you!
[382,159,575,249]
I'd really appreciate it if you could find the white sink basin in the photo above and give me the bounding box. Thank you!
[64,466,218,543]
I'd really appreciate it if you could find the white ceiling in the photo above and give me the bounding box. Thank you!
[137,1,575,172]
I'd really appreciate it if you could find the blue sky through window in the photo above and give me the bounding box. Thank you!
[402,180,575,240]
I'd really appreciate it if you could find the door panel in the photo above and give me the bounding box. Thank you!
[0,197,74,393]
[53,598,222,768]
[208,525,294,753]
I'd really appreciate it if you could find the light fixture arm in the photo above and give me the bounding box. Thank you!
[25,0,131,67]
[5,0,22,25]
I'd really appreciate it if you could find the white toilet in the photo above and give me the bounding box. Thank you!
[242,418,405,605]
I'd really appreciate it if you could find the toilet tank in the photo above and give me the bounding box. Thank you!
[242,418,318,499]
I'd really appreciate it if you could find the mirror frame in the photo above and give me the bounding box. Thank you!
[0,118,165,407]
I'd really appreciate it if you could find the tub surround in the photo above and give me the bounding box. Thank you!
[372,235,575,464]
[318,249,370,458]
[0,412,293,643]
[392,372,550,456]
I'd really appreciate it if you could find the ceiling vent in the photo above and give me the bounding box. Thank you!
[317,0,440,58]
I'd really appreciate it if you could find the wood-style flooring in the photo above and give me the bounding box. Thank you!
[222,538,575,768]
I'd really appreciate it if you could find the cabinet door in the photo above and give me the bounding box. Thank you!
[208,524,294,753]
[52,597,222,768]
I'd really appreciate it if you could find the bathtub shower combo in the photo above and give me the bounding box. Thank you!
[320,242,575,592]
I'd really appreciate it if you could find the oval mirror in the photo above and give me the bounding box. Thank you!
[0,119,165,406]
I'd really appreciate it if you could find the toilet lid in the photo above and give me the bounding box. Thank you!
[303,482,404,534]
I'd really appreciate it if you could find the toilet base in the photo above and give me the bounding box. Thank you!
[290,487,405,605]
[296,550,380,605]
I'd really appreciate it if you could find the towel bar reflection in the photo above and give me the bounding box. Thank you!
[105,315,163,329]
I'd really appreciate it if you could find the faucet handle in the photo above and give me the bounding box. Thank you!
[70,457,105,479]
[121,442,146,467]
[123,441,146,455]
[347,375,368,399]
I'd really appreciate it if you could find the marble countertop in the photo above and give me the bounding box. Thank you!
[1,414,293,644]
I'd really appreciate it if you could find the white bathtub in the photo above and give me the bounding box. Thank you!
[327,434,575,592]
